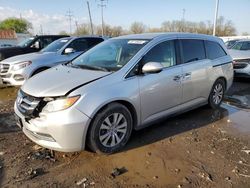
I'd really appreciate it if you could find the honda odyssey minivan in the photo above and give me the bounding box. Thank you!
[14,33,234,154]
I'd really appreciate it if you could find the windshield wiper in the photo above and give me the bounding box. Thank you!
[65,61,81,69]
[65,62,110,72]
[77,64,110,72]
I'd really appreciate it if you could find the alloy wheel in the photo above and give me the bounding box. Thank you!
[99,113,128,147]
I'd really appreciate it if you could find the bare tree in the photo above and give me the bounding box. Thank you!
[242,32,249,36]
[111,26,124,37]
[58,30,69,35]
[71,16,237,37]
[75,23,91,35]
[130,22,146,34]
[95,24,124,37]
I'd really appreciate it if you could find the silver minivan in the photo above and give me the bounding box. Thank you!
[14,33,234,154]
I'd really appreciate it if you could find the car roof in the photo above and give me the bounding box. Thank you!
[71,35,108,40]
[115,32,222,43]
[54,35,108,41]
[227,39,239,42]
[236,39,250,42]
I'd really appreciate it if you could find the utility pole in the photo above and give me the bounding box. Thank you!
[182,8,186,21]
[213,0,219,36]
[98,0,107,36]
[40,25,43,35]
[181,8,186,32]
[75,21,79,36]
[87,1,94,35]
[66,9,74,35]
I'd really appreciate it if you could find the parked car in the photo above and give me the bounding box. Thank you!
[0,35,69,61]
[14,33,233,154]
[0,36,106,86]
[228,41,250,77]
[225,39,239,49]
[230,39,250,51]
[0,44,15,48]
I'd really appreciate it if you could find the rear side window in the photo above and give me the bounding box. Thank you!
[40,37,54,49]
[205,41,227,60]
[87,38,104,48]
[67,39,88,52]
[180,39,206,63]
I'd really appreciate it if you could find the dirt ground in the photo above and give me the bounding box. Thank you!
[0,79,250,188]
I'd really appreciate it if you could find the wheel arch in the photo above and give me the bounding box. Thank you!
[89,100,138,130]
[217,76,227,89]
[84,99,138,152]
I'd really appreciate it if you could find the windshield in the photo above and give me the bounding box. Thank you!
[42,38,70,52]
[69,39,149,72]
[17,37,34,47]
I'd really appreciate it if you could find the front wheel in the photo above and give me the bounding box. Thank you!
[87,103,133,154]
[208,79,225,109]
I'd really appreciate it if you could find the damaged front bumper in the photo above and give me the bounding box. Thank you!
[14,99,91,152]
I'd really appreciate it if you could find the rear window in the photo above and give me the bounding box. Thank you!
[205,41,227,60]
[180,39,206,63]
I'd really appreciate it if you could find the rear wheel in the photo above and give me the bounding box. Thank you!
[87,103,133,154]
[208,79,225,109]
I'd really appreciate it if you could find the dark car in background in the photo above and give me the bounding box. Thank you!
[0,35,69,61]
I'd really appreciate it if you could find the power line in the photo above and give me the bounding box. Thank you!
[66,9,74,35]
[98,0,107,36]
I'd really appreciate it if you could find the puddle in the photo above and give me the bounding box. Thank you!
[224,95,250,109]
[0,113,20,133]
[221,103,250,135]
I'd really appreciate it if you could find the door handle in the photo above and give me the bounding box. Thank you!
[183,72,191,80]
[173,75,182,82]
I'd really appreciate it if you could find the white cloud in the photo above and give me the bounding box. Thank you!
[0,6,86,34]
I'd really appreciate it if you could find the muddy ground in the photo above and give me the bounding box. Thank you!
[0,79,250,188]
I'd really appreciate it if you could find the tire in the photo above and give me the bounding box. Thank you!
[208,79,225,109]
[31,67,48,77]
[87,103,133,154]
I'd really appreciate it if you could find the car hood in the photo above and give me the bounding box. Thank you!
[1,52,57,64]
[228,49,250,60]
[0,46,22,53]
[21,64,111,97]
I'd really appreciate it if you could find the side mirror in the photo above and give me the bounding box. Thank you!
[31,41,40,49]
[142,62,164,74]
[64,48,75,54]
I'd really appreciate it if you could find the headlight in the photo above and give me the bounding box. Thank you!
[12,61,32,71]
[43,95,80,113]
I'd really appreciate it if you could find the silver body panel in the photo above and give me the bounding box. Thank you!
[228,49,250,77]
[14,33,234,152]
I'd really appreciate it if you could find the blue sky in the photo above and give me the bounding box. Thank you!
[0,0,249,35]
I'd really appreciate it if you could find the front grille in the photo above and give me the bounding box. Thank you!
[233,63,248,69]
[16,90,42,117]
[0,74,11,78]
[0,64,10,73]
